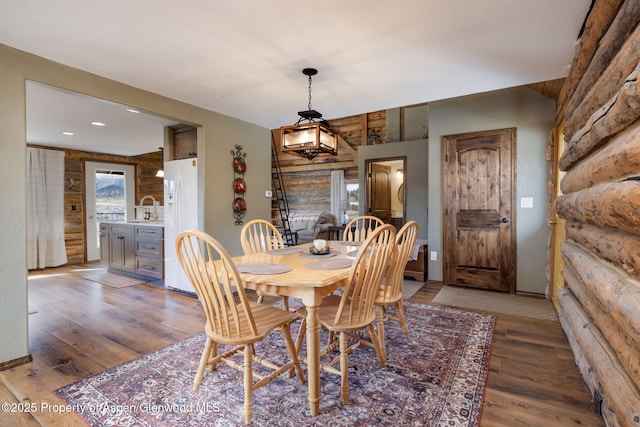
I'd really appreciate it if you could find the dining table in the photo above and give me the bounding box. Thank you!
[231,239,362,416]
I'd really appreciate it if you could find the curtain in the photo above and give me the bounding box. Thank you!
[27,147,67,269]
[330,170,346,225]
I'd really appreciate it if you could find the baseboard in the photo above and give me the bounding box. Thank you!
[0,354,32,371]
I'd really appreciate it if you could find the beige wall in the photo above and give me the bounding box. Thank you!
[0,44,271,365]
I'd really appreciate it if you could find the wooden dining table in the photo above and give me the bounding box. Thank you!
[231,240,361,416]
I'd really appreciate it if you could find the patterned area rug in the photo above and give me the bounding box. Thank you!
[55,302,495,426]
[81,270,148,288]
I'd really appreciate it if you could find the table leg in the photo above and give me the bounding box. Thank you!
[305,304,321,416]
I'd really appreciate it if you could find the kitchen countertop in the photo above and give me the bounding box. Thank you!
[102,220,165,227]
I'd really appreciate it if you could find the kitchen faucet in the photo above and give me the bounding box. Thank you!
[139,195,158,220]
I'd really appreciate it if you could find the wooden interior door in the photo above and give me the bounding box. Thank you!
[368,163,391,223]
[443,128,516,292]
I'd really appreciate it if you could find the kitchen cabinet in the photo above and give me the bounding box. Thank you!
[108,223,135,273]
[100,222,164,280]
[99,223,110,263]
[173,126,197,160]
[134,225,164,279]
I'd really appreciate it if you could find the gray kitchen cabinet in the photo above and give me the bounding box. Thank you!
[108,223,135,273]
[100,222,164,280]
[134,225,164,279]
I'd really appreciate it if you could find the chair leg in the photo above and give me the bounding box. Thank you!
[243,344,253,425]
[282,296,290,311]
[193,337,214,390]
[368,323,385,367]
[281,323,305,383]
[339,332,350,405]
[395,300,409,337]
[256,291,264,304]
[294,318,306,355]
[375,306,387,365]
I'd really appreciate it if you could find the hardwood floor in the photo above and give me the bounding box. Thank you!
[1,264,603,426]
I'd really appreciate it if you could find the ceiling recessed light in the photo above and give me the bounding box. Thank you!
[62,131,74,136]
[91,121,106,126]
[126,108,140,113]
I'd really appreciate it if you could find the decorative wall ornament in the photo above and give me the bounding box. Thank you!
[231,144,247,225]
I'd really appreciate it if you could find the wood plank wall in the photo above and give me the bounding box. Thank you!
[274,111,385,214]
[28,144,163,265]
[552,1,640,425]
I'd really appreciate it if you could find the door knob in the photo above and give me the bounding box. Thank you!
[500,217,509,223]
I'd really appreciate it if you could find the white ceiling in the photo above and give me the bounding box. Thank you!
[1,0,592,156]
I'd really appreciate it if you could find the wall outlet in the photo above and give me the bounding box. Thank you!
[430,251,437,261]
[264,190,273,198]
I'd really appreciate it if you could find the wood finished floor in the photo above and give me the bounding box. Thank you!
[0,264,604,426]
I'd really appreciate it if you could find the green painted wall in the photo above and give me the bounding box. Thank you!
[0,44,271,365]
[428,86,555,294]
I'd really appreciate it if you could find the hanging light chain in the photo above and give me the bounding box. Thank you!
[307,73,313,111]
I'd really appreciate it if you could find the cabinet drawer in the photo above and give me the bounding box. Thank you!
[135,239,163,258]
[109,224,134,236]
[135,257,163,280]
[135,226,163,240]
[99,223,109,233]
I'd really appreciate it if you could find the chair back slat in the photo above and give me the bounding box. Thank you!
[381,221,419,301]
[343,215,385,242]
[176,230,258,340]
[336,224,396,326]
[241,219,284,254]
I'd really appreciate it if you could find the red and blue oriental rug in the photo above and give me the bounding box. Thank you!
[55,302,495,426]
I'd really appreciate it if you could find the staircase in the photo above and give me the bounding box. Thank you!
[271,134,296,246]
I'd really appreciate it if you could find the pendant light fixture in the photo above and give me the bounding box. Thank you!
[280,68,337,160]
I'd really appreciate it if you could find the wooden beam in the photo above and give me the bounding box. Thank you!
[561,240,640,352]
[558,288,639,426]
[279,160,357,174]
[560,120,640,193]
[555,0,624,125]
[563,24,640,142]
[360,114,368,146]
[565,219,640,281]
[563,0,639,131]
[559,67,640,171]
[557,180,640,234]
[562,261,640,394]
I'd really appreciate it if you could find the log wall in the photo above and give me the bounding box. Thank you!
[553,1,640,424]
[29,144,163,265]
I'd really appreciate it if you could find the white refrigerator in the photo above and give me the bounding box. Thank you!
[164,158,199,294]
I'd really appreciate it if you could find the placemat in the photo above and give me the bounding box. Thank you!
[347,248,371,257]
[304,258,353,270]
[298,250,340,259]
[265,247,305,255]
[335,240,363,246]
[236,263,292,274]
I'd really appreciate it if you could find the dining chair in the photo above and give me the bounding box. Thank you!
[374,220,419,363]
[296,224,396,405]
[175,230,304,425]
[342,215,385,242]
[240,219,290,310]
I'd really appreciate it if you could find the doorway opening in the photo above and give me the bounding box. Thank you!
[365,157,406,229]
[85,162,135,261]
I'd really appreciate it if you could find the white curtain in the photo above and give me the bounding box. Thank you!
[330,170,346,224]
[27,147,67,269]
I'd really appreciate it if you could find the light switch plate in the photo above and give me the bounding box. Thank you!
[521,197,533,208]
[265,190,273,198]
